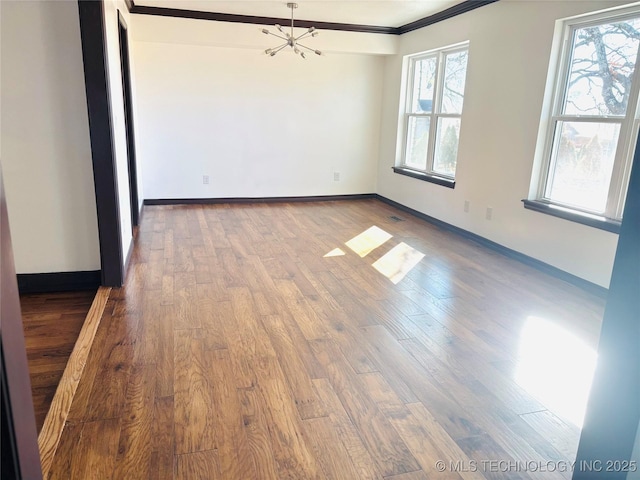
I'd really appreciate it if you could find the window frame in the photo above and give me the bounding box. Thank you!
[398,42,469,184]
[534,7,640,222]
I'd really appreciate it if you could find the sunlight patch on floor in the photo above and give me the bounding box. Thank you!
[516,316,597,427]
[345,226,392,257]
[324,248,346,257]
[372,242,425,284]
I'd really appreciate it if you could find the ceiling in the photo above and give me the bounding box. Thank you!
[132,1,465,28]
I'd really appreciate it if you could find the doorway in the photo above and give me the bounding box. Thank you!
[118,11,139,228]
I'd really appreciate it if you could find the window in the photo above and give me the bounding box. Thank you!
[396,44,469,186]
[529,8,640,227]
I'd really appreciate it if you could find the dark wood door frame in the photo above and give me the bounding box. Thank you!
[573,129,640,479]
[77,0,124,287]
[118,10,140,228]
[0,167,43,479]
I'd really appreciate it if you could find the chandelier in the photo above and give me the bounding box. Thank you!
[262,3,322,58]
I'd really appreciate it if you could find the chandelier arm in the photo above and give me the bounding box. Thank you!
[294,31,311,42]
[272,43,289,55]
[266,31,289,41]
[297,43,320,53]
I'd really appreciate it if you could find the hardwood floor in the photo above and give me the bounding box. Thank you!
[48,199,604,479]
[21,289,96,432]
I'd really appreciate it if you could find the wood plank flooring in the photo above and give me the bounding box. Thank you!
[21,289,96,432]
[48,200,603,479]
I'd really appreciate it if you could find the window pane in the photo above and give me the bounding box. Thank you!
[411,57,437,113]
[564,17,640,116]
[441,50,468,114]
[546,121,620,213]
[405,116,430,170]
[433,117,461,177]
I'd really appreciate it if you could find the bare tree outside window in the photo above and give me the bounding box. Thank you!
[402,45,469,180]
[543,15,640,216]
[565,19,640,116]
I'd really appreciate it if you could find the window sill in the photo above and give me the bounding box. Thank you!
[522,199,621,234]
[392,167,455,189]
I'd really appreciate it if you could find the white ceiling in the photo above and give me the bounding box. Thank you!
[133,1,464,28]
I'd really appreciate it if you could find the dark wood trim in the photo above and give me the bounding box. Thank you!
[130,5,398,34]
[118,10,140,228]
[523,199,621,234]
[77,0,125,287]
[398,0,500,34]
[375,195,608,298]
[16,271,101,295]
[573,129,640,479]
[392,167,456,189]
[144,194,377,205]
[0,168,43,479]
[129,0,498,35]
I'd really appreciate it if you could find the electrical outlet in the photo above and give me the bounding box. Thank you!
[464,200,470,213]
[486,207,493,220]
[333,172,340,182]
[203,175,209,185]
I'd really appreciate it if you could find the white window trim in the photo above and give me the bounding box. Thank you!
[534,6,640,221]
[399,42,469,180]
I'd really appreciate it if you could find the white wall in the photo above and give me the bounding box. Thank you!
[0,0,100,274]
[131,16,386,199]
[103,0,139,266]
[377,0,633,288]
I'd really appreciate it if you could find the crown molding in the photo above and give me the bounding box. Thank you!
[129,4,398,34]
[126,0,499,35]
[398,0,499,34]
